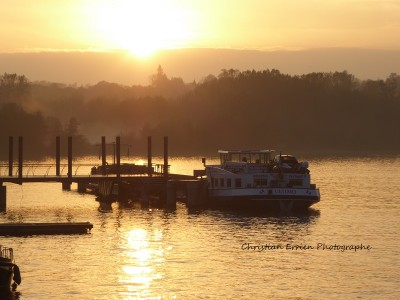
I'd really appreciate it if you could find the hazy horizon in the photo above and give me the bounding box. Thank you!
[2,1,399,85]
[1,47,399,86]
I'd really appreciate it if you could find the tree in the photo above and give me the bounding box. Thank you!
[385,73,400,101]
[65,117,80,136]
[0,73,30,103]
[150,65,169,88]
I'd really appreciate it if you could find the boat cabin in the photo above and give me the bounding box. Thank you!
[206,150,311,190]
[219,150,274,165]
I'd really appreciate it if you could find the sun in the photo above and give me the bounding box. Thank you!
[91,0,194,57]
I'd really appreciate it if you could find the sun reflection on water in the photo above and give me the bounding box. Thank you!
[127,228,148,250]
[119,228,165,298]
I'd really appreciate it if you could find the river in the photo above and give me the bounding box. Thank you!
[1,156,399,299]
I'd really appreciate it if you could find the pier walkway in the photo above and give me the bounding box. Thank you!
[0,135,205,211]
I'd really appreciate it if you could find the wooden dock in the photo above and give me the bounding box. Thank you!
[0,222,93,236]
[0,135,207,212]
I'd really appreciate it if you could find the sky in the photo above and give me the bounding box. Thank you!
[1,0,400,56]
[1,0,400,84]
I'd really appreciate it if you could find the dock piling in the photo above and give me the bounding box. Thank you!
[68,136,72,179]
[148,136,152,176]
[0,185,6,212]
[56,136,60,176]
[164,136,168,179]
[101,136,106,175]
[8,136,13,177]
[62,181,71,191]
[77,182,86,193]
[116,136,121,178]
[18,136,23,179]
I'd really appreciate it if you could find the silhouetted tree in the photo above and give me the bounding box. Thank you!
[2,70,400,157]
[0,73,30,103]
[150,65,168,88]
[0,103,47,159]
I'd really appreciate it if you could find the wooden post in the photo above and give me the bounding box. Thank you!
[147,136,152,176]
[163,136,168,179]
[68,136,72,179]
[113,142,116,165]
[116,136,120,178]
[101,136,106,175]
[8,136,13,177]
[18,136,23,179]
[77,182,86,193]
[56,136,60,176]
[62,181,71,191]
[0,185,6,212]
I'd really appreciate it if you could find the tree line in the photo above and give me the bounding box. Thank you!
[1,67,400,160]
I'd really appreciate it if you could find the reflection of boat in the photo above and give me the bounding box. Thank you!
[205,150,320,211]
[0,246,21,290]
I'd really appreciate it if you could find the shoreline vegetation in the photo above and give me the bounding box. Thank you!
[1,67,400,159]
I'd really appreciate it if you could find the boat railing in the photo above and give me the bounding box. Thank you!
[0,245,14,261]
[221,162,271,174]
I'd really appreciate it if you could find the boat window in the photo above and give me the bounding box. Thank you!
[254,178,268,187]
[220,178,224,187]
[235,178,241,188]
[250,154,261,163]
[214,178,218,187]
[288,180,302,187]
[231,154,239,162]
[227,178,232,187]
[264,153,273,164]
[220,153,233,163]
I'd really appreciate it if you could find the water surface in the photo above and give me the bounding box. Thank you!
[1,156,399,299]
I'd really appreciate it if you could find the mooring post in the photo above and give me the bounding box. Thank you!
[62,181,71,191]
[164,136,168,179]
[0,184,6,212]
[77,182,86,193]
[113,142,116,165]
[62,136,72,191]
[18,136,23,179]
[147,136,152,176]
[68,136,72,179]
[101,136,106,175]
[56,136,60,176]
[8,136,13,177]
[116,136,121,178]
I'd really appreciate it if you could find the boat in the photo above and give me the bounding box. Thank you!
[0,246,21,290]
[204,150,320,210]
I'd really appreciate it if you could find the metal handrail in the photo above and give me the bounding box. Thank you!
[0,162,170,177]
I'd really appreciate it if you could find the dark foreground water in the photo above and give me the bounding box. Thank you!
[1,156,399,299]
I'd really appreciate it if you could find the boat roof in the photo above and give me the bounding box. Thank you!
[218,150,275,154]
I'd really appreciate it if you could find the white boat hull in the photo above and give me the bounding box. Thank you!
[208,188,320,210]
